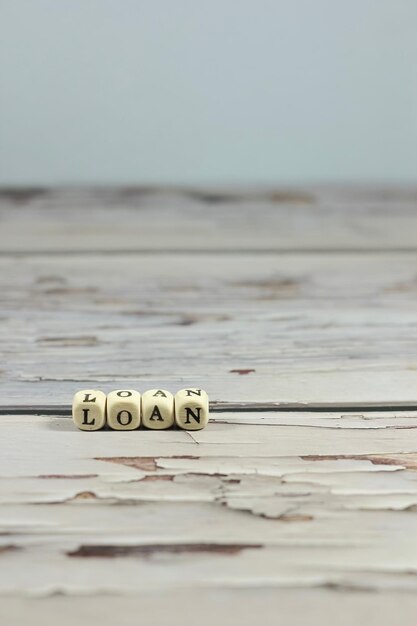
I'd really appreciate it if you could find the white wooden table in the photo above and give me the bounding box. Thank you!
[1,186,417,625]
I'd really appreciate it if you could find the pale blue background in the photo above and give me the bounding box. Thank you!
[1,0,416,185]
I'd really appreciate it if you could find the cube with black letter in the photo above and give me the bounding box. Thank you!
[72,389,107,431]
[142,389,174,429]
[107,389,141,430]
[174,388,209,430]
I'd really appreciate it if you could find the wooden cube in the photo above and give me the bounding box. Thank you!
[72,389,107,431]
[175,388,209,430]
[142,389,174,429]
[107,389,141,430]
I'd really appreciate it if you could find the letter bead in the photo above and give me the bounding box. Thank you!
[175,388,209,430]
[142,389,174,429]
[72,389,107,431]
[107,389,141,430]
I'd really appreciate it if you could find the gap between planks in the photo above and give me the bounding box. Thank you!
[2,402,417,417]
[3,248,417,256]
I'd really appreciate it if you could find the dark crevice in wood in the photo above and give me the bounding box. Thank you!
[0,545,21,554]
[3,248,417,256]
[2,403,417,417]
[301,454,417,469]
[67,543,262,558]
[37,474,98,479]
[96,457,157,471]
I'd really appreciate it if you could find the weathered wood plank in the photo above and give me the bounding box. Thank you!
[1,252,417,406]
[1,413,417,600]
[1,186,417,252]
[3,590,417,626]
[1,186,417,621]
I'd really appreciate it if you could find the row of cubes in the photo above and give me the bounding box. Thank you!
[72,388,209,431]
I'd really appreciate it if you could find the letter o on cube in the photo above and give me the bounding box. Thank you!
[107,389,141,430]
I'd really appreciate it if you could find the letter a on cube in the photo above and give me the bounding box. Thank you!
[72,389,107,431]
[175,388,209,430]
[142,389,174,429]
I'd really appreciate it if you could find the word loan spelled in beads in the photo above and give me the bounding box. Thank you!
[72,388,209,431]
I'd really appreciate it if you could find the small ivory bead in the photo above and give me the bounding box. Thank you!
[175,388,209,430]
[107,389,141,430]
[72,389,107,431]
[142,389,174,430]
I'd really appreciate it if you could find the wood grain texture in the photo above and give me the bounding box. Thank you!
[1,251,417,406]
[2,414,417,589]
[3,590,417,626]
[1,186,417,624]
